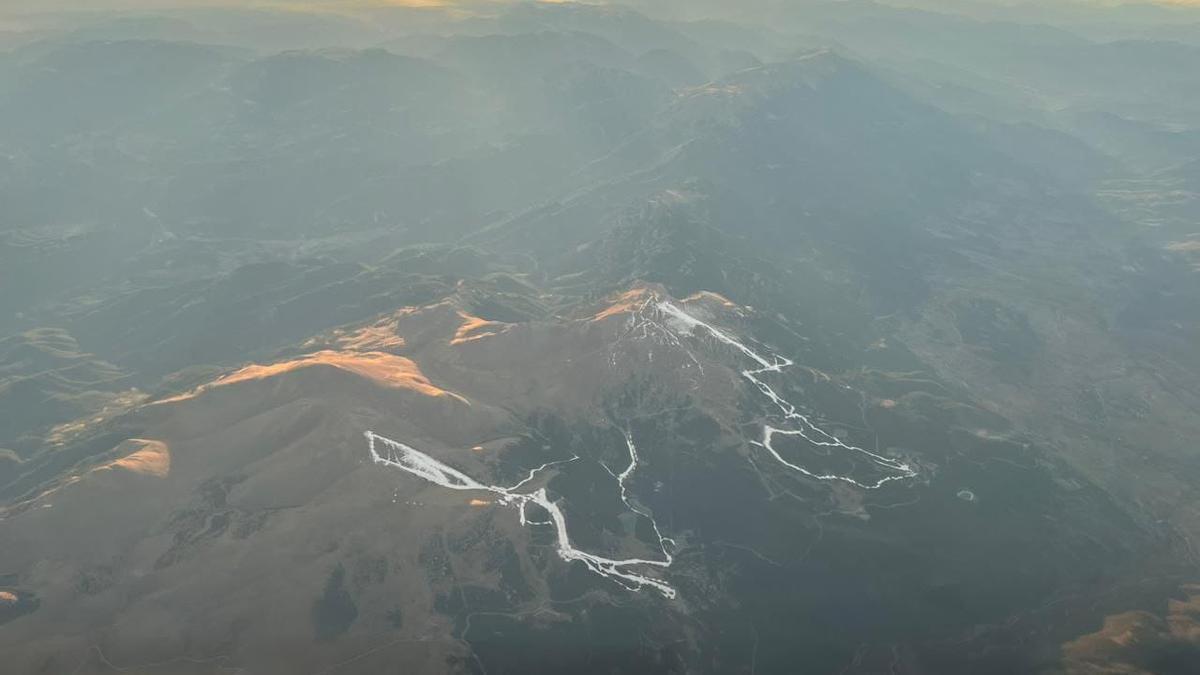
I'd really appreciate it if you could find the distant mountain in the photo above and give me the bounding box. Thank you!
[0,328,133,460]
[483,50,1100,313]
[0,39,234,143]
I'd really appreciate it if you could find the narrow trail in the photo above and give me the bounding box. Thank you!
[365,431,676,598]
[655,300,917,489]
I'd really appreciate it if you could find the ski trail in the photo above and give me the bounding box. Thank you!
[605,432,676,555]
[655,300,916,489]
[365,431,676,598]
[363,292,912,600]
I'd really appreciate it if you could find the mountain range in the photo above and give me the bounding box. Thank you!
[1,2,1199,673]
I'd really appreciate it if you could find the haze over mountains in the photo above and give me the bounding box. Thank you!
[1,1,1199,673]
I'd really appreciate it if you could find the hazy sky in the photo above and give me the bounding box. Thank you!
[2,0,1198,23]
[0,0,440,16]
[4,0,1199,9]
[0,0,442,8]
